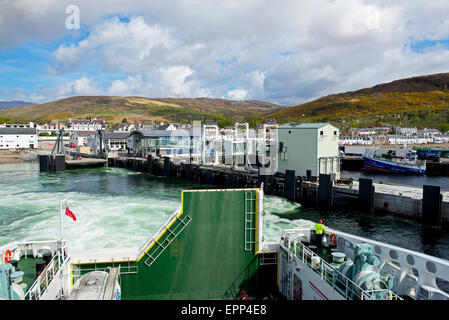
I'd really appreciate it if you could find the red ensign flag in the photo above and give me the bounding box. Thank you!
[65,206,77,221]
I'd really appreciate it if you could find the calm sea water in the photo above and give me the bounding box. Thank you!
[0,163,448,263]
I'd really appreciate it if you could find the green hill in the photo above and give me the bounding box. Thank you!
[0,96,287,127]
[267,73,449,131]
[3,73,449,131]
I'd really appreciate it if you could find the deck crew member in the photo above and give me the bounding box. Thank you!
[315,219,325,247]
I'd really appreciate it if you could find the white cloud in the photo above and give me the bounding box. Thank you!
[38,77,103,101]
[227,89,248,100]
[3,1,449,105]
[106,66,210,98]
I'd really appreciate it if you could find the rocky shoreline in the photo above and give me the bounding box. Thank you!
[0,150,38,164]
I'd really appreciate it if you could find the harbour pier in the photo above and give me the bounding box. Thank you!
[38,153,107,171]
[107,155,448,227]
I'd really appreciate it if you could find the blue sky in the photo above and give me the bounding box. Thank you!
[1,0,449,105]
[409,39,449,54]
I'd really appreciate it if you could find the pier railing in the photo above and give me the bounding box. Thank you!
[281,234,402,300]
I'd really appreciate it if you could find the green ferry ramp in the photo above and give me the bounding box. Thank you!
[71,188,278,300]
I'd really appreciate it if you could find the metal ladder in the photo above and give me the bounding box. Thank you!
[143,215,192,267]
[244,191,256,252]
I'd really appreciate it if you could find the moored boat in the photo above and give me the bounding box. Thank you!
[362,148,426,175]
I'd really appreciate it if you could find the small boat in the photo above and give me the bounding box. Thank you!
[362,148,426,175]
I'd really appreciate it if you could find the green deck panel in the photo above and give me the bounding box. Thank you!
[76,189,276,300]
[16,256,41,292]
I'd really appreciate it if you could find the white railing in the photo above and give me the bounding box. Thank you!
[361,289,402,300]
[281,238,402,300]
[136,205,182,259]
[15,240,61,259]
[25,241,70,300]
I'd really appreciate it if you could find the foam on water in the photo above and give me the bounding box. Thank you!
[1,163,449,263]
[0,163,308,253]
[262,195,314,242]
[0,164,180,252]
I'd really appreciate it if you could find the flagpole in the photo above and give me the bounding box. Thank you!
[59,199,66,262]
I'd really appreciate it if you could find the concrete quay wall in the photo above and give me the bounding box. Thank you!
[108,156,448,227]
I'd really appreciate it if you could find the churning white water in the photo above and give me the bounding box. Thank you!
[2,163,448,262]
[0,163,310,252]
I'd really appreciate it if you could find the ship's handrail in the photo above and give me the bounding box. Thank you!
[281,237,402,300]
[25,241,70,300]
[362,289,402,300]
[326,227,449,280]
[284,226,449,276]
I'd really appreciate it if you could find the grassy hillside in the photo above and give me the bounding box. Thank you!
[0,96,287,126]
[4,72,449,131]
[268,73,449,132]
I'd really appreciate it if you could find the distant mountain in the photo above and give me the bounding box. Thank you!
[0,101,34,110]
[0,96,288,125]
[267,72,449,130]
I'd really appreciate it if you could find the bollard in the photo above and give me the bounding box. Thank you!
[183,163,192,181]
[38,155,50,172]
[422,185,442,226]
[318,174,333,208]
[206,171,213,185]
[147,155,153,174]
[230,174,239,188]
[54,155,66,171]
[164,157,170,177]
[284,170,296,201]
[359,178,375,214]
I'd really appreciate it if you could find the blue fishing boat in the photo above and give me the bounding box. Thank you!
[362,148,426,175]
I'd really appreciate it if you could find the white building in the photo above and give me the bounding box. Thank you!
[127,129,196,158]
[387,135,417,145]
[68,118,106,131]
[86,131,131,153]
[1,121,37,129]
[433,134,449,144]
[70,131,96,147]
[106,132,130,151]
[0,127,38,149]
[38,120,67,134]
[86,134,100,154]
[278,123,340,178]
[417,128,441,137]
[339,135,373,145]
[395,126,418,136]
